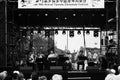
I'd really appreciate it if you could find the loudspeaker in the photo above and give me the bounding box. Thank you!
[20,66,33,73]
[50,66,63,70]
[86,66,99,72]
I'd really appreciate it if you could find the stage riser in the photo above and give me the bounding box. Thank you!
[0,66,106,80]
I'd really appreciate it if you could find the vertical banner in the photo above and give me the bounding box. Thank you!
[18,0,104,9]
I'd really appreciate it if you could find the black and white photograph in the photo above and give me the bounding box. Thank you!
[0,0,120,80]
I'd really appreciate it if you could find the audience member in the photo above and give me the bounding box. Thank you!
[31,71,38,80]
[0,71,7,80]
[12,70,25,80]
[116,66,120,80]
[105,69,116,80]
[38,76,47,80]
[51,74,63,80]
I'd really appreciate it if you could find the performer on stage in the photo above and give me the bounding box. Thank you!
[74,47,88,70]
[47,51,58,59]
[65,50,72,63]
[47,51,58,67]
[35,53,46,71]
[92,50,99,65]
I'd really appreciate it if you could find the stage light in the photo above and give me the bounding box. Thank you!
[37,14,39,16]
[86,30,90,34]
[101,14,104,16]
[73,14,76,16]
[64,17,67,20]
[69,30,74,37]
[18,13,22,16]
[45,30,50,37]
[45,13,48,16]
[94,30,99,37]
[56,17,59,20]
[62,30,66,34]
[55,30,58,34]
[77,30,81,34]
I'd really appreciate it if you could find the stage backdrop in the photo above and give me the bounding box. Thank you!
[54,30,100,53]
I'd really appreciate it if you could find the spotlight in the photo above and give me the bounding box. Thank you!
[55,30,58,34]
[45,30,50,37]
[86,30,90,34]
[18,13,22,16]
[73,14,76,16]
[62,30,66,34]
[94,30,99,37]
[56,17,59,20]
[45,13,48,16]
[64,17,67,20]
[77,30,81,34]
[69,30,74,37]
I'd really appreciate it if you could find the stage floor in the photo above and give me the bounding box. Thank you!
[0,66,107,80]
[20,68,106,80]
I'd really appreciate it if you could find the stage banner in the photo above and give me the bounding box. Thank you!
[18,0,104,9]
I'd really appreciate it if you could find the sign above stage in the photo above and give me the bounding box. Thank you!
[18,0,104,9]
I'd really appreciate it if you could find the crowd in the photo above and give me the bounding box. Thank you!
[105,66,120,80]
[1,66,120,80]
[0,70,63,80]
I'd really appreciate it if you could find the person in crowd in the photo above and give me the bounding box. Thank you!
[12,70,25,80]
[51,74,63,80]
[104,69,116,80]
[4,73,12,80]
[38,76,47,80]
[0,71,7,80]
[115,66,120,80]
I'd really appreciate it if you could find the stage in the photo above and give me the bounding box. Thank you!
[0,66,107,80]
[18,66,106,80]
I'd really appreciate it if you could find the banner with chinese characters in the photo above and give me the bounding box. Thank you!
[18,0,104,9]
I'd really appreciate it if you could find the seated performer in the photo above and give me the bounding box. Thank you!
[36,53,46,71]
[92,51,99,65]
[75,47,88,70]
[47,51,58,66]
[48,51,58,59]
